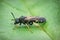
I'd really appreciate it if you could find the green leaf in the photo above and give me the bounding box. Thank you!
[0,0,60,40]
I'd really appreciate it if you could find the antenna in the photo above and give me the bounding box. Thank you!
[11,12,15,20]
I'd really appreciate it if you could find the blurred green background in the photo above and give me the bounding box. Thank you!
[0,0,60,40]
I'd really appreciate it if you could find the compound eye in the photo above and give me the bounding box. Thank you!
[16,19,19,22]
[14,19,19,24]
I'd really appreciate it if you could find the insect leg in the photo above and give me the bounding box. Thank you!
[19,23,21,25]
[33,22,41,29]
[26,24,33,33]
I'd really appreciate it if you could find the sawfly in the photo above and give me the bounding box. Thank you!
[11,12,46,25]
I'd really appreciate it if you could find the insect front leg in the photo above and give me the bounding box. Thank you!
[19,22,21,25]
